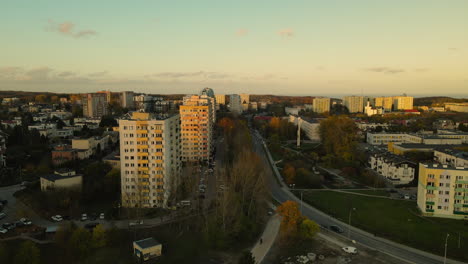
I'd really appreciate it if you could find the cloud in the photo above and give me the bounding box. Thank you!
[278,28,294,37]
[46,20,97,38]
[25,67,53,80]
[57,71,76,78]
[365,67,405,74]
[414,68,429,73]
[236,28,248,36]
[448,47,458,51]
[88,71,108,77]
[149,71,232,80]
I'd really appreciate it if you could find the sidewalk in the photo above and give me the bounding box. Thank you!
[251,215,281,264]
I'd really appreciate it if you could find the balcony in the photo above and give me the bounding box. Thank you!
[426,209,434,213]
[426,186,438,191]
[425,201,435,205]
[453,211,468,215]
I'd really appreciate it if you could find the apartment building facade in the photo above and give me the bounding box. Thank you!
[82,93,109,118]
[393,96,414,110]
[417,163,468,219]
[343,96,364,113]
[312,97,331,113]
[180,95,214,162]
[119,112,181,208]
[229,94,242,114]
[369,153,416,184]
[121,91,135,109]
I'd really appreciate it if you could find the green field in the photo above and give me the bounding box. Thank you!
[295,190,468,261]
[344,190,390,197]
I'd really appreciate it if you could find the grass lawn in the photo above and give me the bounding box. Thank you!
[295,190,468,262]
[344,190,390,197]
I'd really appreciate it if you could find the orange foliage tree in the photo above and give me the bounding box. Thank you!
[282,163,296,185]
[276,200,303,239]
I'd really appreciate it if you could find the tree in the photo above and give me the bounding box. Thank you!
[69,227,92,259]
[13,241,40,264]
[282,164,296,184]
[238,251,255,264]
[276,200,303,239]
[298,219,320,240]
[99,115,118,127]
[34,94,47,103]
[296,168,321,188]
[91,224,107,248]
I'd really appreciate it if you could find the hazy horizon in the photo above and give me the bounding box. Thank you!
[1,1,467,96]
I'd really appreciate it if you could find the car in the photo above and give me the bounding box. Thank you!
[81,213,88,221]
[404,194,410,200]
[329,225,344,233]
[20,218,32,225]
[129,220,143,227]
[89,213,98,221]
[15,221,25,228]
[99,213,105,220]
[2,223,15,230]
[0,212,6,220]
[0,200,7,206]
[84,222,99,229]
[342,246,358,254]
[0,228,7,234]
[20,181,28,187]
[51,215,63,222]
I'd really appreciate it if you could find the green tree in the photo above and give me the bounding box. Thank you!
[69,227,92,259]
[298,218,320,240]
[238,250,255,264]
[13,241,40,264]
[92,224,107,248]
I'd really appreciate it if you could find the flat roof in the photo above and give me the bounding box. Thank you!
[134,237,161,249]
[41,174,82,182]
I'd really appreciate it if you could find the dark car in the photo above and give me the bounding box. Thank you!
[89,214,98,221]
[15,221,25,228]
[329,225,344,233]
[2,223,15,230]
[84,222,99,230]
[0,200,7,206]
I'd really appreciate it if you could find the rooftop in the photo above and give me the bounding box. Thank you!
[134,237,161,249]
[41,173,82,182]
[421,163,468,171]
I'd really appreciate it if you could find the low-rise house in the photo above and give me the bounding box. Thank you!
[434,149,468,168]
[367,132,463,145]
[40,169,83,191]
[50,111,72,120]
[51,145,78,165]
[103,152,120,169]
[289,115,321,141]
[369,152,416,184]
[1,119,22,128]
[133,238,162,261]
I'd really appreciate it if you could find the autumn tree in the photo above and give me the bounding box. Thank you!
[69,227,92,259]
[298,218,320,240]
[92,224,107,248]
[319,116,359,166]
[13,241,40,264]
[282,163,296,184]
[276,200,303,240]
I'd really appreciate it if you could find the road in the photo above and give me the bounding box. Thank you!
[251,130,463,264]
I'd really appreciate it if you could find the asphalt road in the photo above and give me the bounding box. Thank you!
[250,130,463,264]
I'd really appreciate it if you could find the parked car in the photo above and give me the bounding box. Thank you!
[20,218,32,225]
[0,212,6,220]
[2,223,15,230]
[15,221,25,228]
[342,246,358,254]
[129,220,143,227]
[51,215,63,222]
[89,213,97,221]
[81,213,88,221]
[99,213,105,220]
[0,200,7,206]
[329,225,344,233]
[404,194,410,200]
[0,228,7,234]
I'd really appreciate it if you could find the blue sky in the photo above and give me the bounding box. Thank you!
[1,0,467,96]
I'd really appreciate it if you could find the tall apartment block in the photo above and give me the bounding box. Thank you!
[312,97,331,113]
[240,94,250,112]
[375,97,394,111]
[121,91,134,109]
[97,90,112,103]
[343,96,364,113]
[393,96,414,110]
[215,94,225,110]
[180,95,214,162]
[119,112,181,208]
[82,93,109,118]
[417,163,468,219]
[229,94,242,114]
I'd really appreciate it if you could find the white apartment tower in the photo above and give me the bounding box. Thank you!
[229,94,243,114]
[121,91,135,109]
[119,112,181,208]
[343,96,364,113]
[312,97,331,113]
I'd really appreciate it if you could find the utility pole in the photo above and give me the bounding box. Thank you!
[444,233,450,264]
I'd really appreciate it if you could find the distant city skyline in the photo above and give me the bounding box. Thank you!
[1,1,467,96]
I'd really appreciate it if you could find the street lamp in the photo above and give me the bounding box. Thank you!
[444,233,450,264]
[348,208,356,239]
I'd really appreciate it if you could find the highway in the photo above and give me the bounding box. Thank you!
[250,130,464,264]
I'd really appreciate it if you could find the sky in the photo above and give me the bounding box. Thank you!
[1,0,467,97]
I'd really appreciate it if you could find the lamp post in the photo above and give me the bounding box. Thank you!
[444,233,450,264]
[348,208,356,239]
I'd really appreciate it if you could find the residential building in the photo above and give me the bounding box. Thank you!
[343,96,364,113]
[445,103,468,113]
[434,149,468,168]
[82,93,109,118]
[133,238,162,261]
[375,97,393,111]
[240,94,250,112]
[0,131,7,167]
[97,90,112,103]
[367,132,463,145]
[72,136,110,159]
[393,96,414,110]
[433,119,456,130]
[199,88,217,124]
[119,112,181,208]
[215,94,225,110]
[369,152,416,184]
[40,169,83,191]
[121,91,135,109]
[249,102,258,111]
[364,101,384,116]
[285,107,300,116]
[180,95,214,162]
[289,115,321,141]
[134,94,154,112]
[104,152,121,169]
[229,94,242,114]
[417,163,468,219]
[51,144,78,165]
[312,97,330,113]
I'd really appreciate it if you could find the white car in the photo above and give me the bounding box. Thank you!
[99,213,105,220]
[20,218,32,225]
[342,246,358,254]
[0,228,7,234]
[51,215,63,222]
[81,213,88,221]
